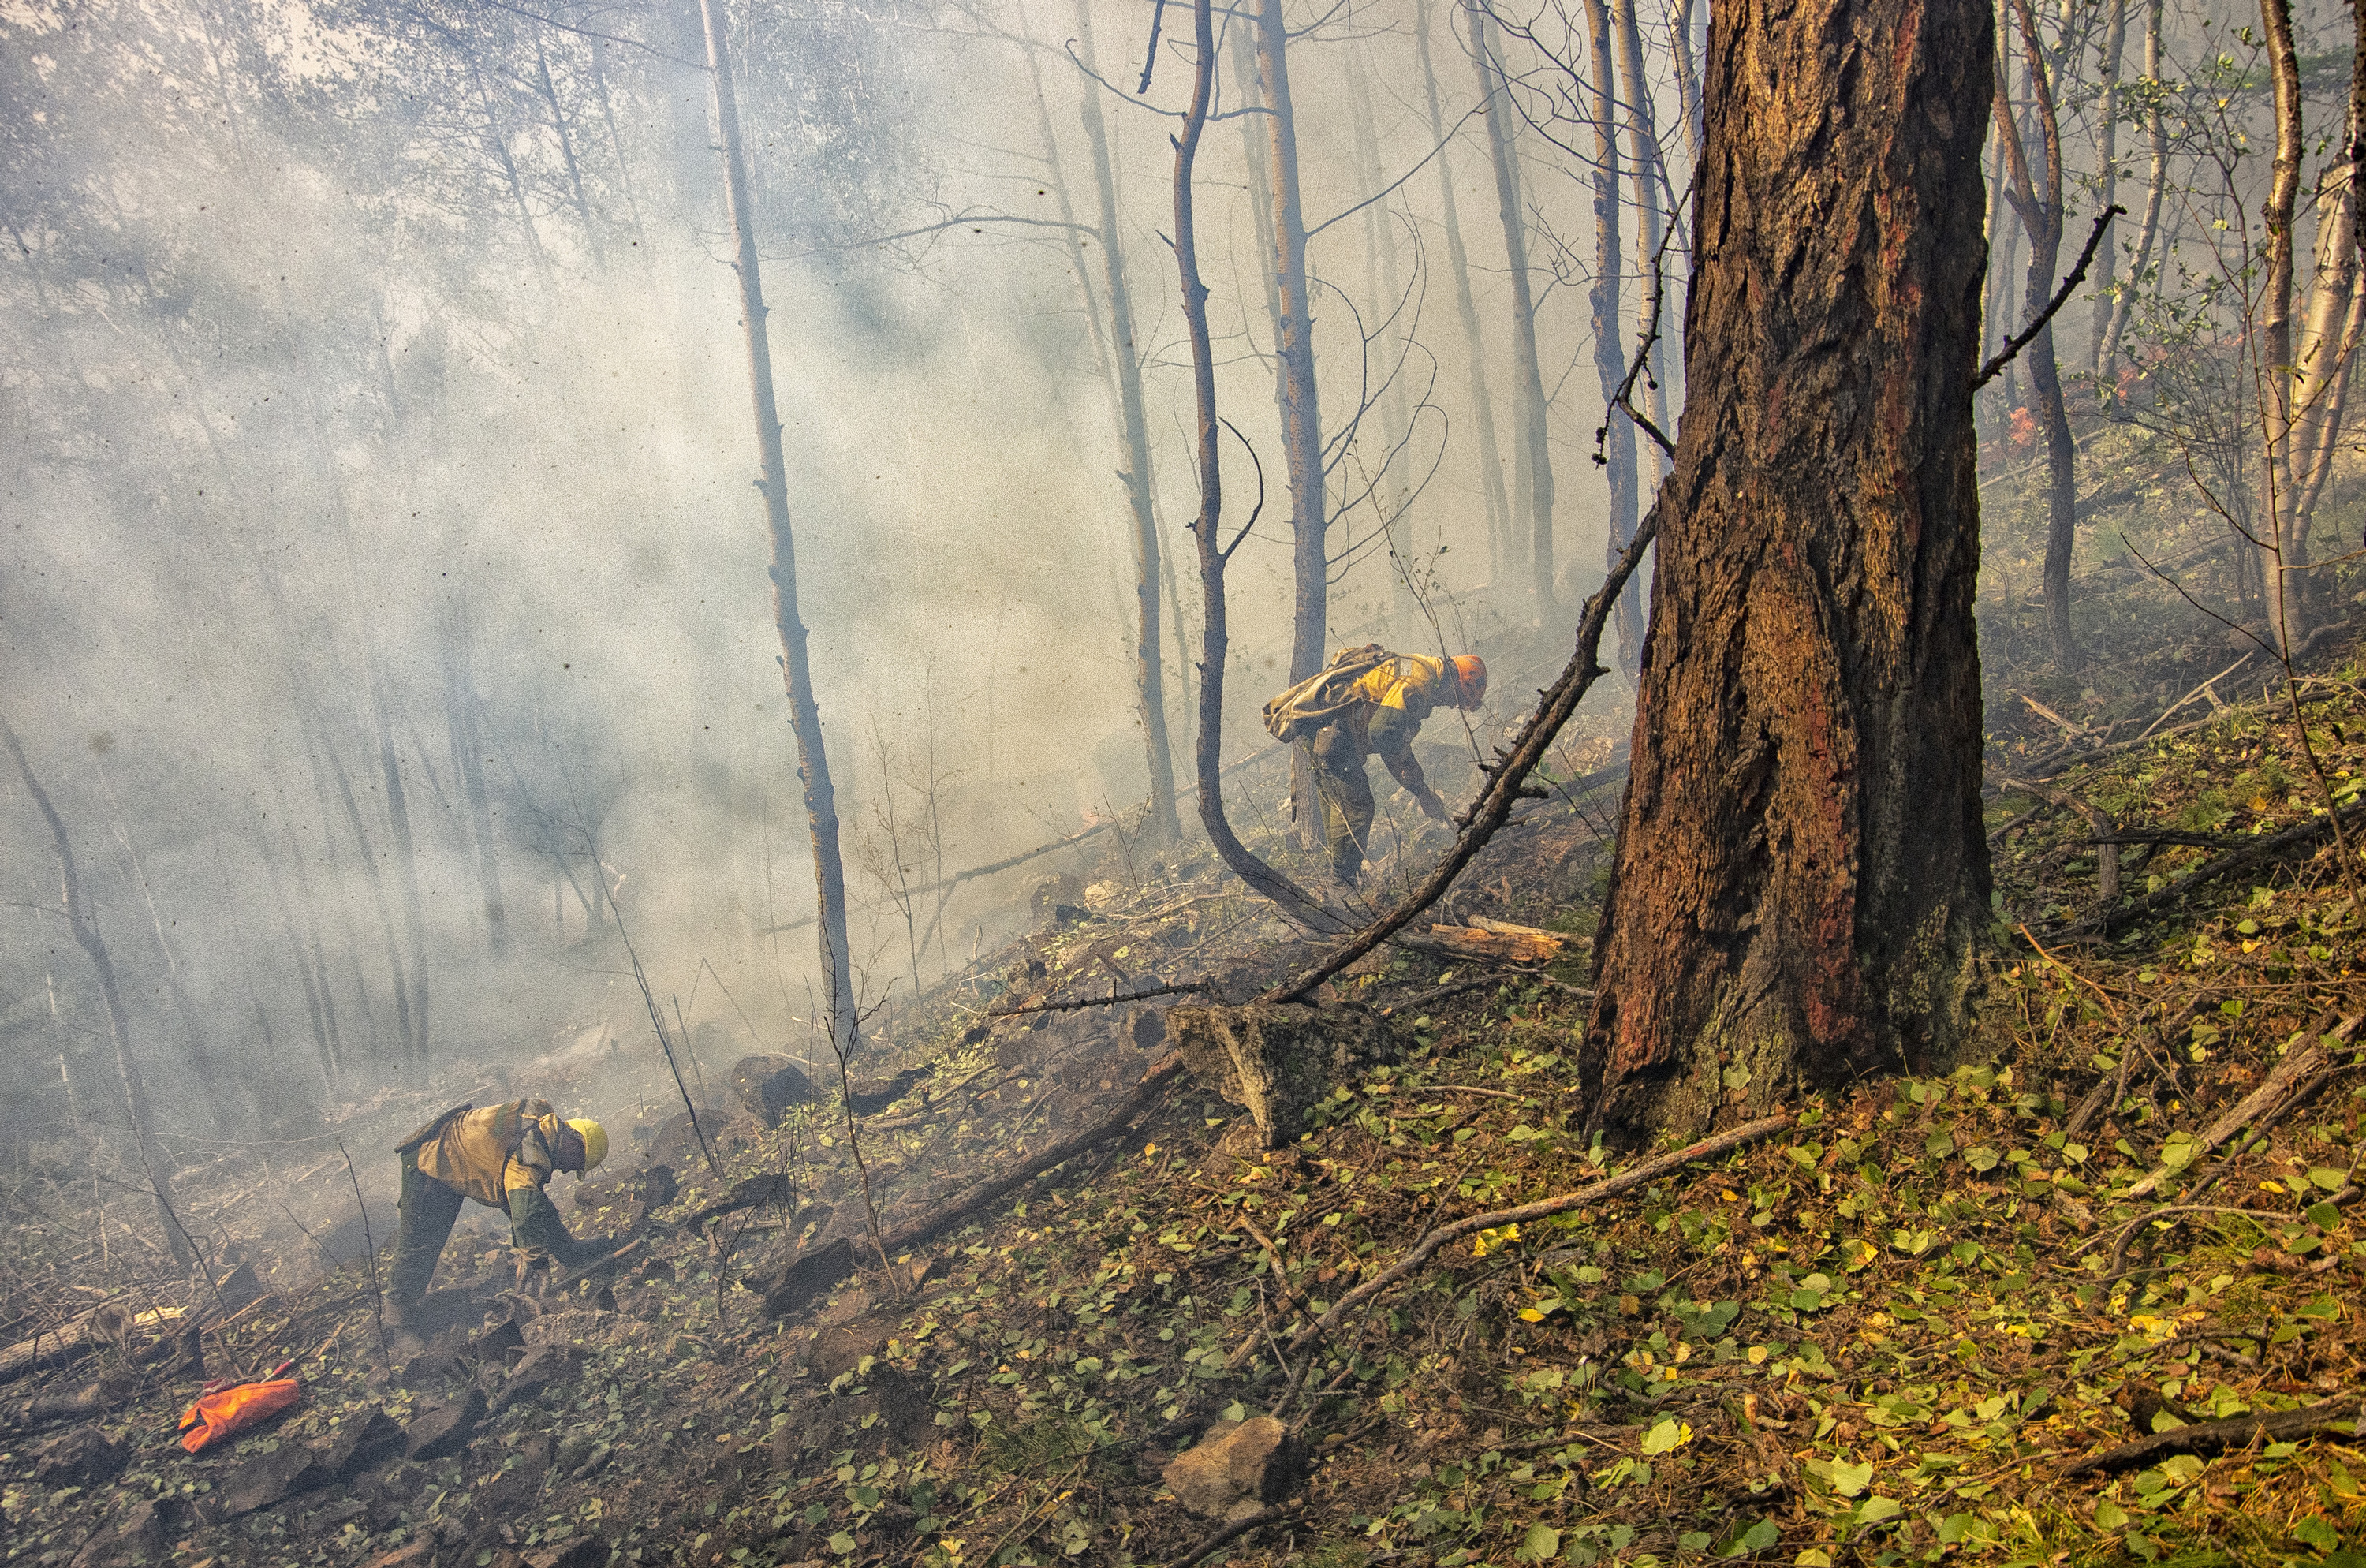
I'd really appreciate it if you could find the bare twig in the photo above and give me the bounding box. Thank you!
[1163,1498,1304,1568]
[2060,1394,2363,1476]
[1284,1116,1791,1354]
[989,982,1211,1017]
[1975,205,2125,389]
[338,1141,390,1369]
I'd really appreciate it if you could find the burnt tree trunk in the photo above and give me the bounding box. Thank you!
[1583,0,1995,1137]
[699,0,860,1059]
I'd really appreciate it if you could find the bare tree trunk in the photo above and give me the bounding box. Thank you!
[2259,0,2304,653]
[442,628,508,960]
[94,763,235,1131]
[1584,0,1994,1137]
[1612,0,1675,459]
[1069,0,1181,842]
[252,803,338,1083]
[1416,0,1514,590]
[534,32,604,270]
[1348,36,1419,633]
[1579,0,1640,666]
[2088,0,2127,379]
[2101,0,2166,384]
[1468,0,1557,617]
[1251,0,1331,846]
[1173,0,1339,931]
[320,737,411,1063]
[2,719,194,1269]
[1994,0,2078,668]
[699,0,860,1059]
[1666,0,1703,162]
[368,666,431,1064]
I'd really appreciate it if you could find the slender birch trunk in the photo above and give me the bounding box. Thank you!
[1579,0,1639,665]
[2259,0,2304,652]
[2102,0,2166,384]
[2088,0,2127,379]
[1613,0,1675,463]
[697,0,860,1059]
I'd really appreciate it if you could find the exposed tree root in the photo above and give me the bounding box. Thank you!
[2060,1393,2364,1476]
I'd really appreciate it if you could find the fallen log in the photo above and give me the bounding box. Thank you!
[1281,1115,1792,1356]
[1424,924,1571,965]
[2060,1393,2362,1476]
[763,1054,1185,1318]
[1,1372,141,1434]
[2071,800,2366,938]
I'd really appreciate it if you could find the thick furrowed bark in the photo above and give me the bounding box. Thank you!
[1583,0,1995,1139]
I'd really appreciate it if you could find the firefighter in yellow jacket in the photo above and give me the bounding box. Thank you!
[387,1099,612,1324]
[1277,650,1487,889]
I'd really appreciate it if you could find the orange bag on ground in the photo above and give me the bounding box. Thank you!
[177,1377,300,1454]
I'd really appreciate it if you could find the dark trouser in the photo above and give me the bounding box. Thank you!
[389,1149,462,1309]
[390,1152,597,1309]
[1308,722,1375,885]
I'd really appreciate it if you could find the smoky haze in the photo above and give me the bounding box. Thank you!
[2,0,1650,1170]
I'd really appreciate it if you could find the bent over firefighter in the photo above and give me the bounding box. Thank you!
[1263,646,1487,889]
[387,1098,614,1325]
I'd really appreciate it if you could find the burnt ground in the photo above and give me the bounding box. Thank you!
[6,622,2366,1568]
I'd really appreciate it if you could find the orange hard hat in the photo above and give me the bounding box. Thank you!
[1451,655,1488,707]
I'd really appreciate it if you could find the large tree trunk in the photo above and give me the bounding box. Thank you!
[3,720,195,1269]
[698,0,860,1060]
[1584,0,1995,1138]
[1069,0,1181,842]
[1467,0,1557,617]
[1416,0,1514,590]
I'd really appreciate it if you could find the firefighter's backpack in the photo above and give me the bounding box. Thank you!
[1261,644,1391,743]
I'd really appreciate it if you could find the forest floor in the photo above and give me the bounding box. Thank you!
[6,615,2366,1568]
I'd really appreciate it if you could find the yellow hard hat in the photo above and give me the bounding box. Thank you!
[567,1118,609,1171]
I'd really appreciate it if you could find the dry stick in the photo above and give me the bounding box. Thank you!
[1999,777,2119,905]
[1163,1498,1305,1568]
[337,1141,390,1370]
[989,981,1210,1018]
[827,1006,901,1298]
[1283,1115,1790,1356]
[1974,206,2124,390]
[2064,799,2366,939]
[1263,508,1663,1004]
[2059,1393,2364,1476]
[2120,1018,2357,1201]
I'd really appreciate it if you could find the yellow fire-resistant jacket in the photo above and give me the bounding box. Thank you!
[1341,655,1457,756]
[412,1099,570,1209]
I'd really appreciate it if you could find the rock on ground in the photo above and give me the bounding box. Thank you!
[1160,1415,1304,1521]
